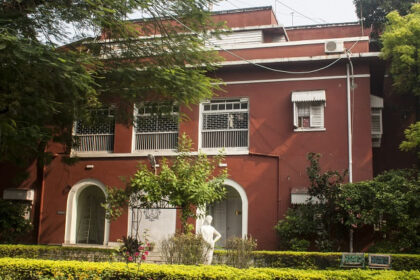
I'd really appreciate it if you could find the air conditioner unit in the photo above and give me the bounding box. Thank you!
[325,40,344,53]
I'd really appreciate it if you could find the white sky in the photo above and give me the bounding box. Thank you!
[213,0,359,27]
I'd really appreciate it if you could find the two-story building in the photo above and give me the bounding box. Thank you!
[1,6,386,250]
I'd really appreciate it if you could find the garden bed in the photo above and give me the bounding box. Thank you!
[0,257,419,280]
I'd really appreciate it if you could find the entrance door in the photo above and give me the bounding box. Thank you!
[76,186,105,244]
[209,186,242,247]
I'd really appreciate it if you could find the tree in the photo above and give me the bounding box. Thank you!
[105,134,227,233]
[0,0,222,241]
[353,0,415,32]
[275,153,348,251]
[0,0,222,166]
[0,199,32,244]
[381,4,420,96]
[339,169,420,253]
[400,121,420,158]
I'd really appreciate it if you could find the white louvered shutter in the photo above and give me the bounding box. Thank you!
[293,102,298,127]
[310,103,324,128]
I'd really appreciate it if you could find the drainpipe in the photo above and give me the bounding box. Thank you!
[346,63,353,184]
[346,63,354,252]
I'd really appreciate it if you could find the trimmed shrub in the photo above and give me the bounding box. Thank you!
[160,233,210,265]
[224,236,257,268]
[0,244,120,262]
[215,251,420,271]
[0,257,419,280]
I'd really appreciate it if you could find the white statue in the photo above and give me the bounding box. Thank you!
[200,215,221,265]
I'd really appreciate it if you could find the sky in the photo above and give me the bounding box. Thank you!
[212,0,359,27]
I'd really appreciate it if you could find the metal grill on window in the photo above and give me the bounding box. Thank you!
[202,99,248,148]
[135,104,179,151]
[74,108,115,152]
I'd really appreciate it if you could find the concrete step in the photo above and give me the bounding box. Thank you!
[144,250,165,264]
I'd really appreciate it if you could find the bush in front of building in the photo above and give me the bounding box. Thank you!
[0,199,32,244]
[223,236,257,268]
[160,232,210,265]
[1,257,419,279]
[0,244,120,262]
[228,251,419,271]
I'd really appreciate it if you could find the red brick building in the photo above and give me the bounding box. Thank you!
[2,7,390,250]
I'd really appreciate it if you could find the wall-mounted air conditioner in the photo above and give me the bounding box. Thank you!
[325,40,344,53]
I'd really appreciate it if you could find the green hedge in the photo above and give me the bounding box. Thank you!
[214,251,420,271]
[0,258,419,280]
[0,244,120,262]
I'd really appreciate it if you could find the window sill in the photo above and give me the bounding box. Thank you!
[199,148,249,155]
[70,149,249,158]
[294,128,326,132]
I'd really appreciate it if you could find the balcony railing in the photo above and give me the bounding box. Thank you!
[202,129,248,148]
[74,134,114,152]
[135,132,178,151]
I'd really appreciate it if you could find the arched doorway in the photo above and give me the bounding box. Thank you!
[64,179,110,245]
[76,186,105,244]
[207,179,248,247]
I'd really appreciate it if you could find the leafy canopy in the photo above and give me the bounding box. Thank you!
[353,0,415,31]
[0,0,223,166]
[105,134,227,233]
[400,121,420,158]
[381,4,420,96]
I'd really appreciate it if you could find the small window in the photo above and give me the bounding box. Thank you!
[201,98,249,149]
[134,102,179,151]
[73,108,115,152]
[292,91,326,131]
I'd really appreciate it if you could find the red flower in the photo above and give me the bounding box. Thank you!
[141,255,146,260]
[128,256,133,261]
[138,246,144,250]
[144,251,149,256]
[135,252,139,256]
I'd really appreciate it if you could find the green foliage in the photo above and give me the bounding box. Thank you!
[106,134,227,232]
[224,236,257,268]
[381,4,420,96]
[1,257,419,279]
[276,153,348,252]
[0,0,223,166]
[0,244,119,262]
[275,205,318,251]
[353,0,415,32]
[276,152,419,253]
[247,251,420,271]
[118,236,151,264]
[339,169,420,253]
[0,199,32,244]
[400,121,420,158]
[160,233,210,265]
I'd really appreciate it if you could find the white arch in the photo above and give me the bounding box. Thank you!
[224,179,248,237]
[196,178,248,238]
[64,178,110,245]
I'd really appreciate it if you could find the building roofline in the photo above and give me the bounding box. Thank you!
[128,6,274,23]
[210,6,273,16]
[285,21,361,30]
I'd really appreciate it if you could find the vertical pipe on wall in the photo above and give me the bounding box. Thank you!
[346,64,353,183]
[347,63,354,253]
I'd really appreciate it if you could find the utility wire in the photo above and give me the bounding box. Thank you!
[275,0,327,24]
[162,8,361,75]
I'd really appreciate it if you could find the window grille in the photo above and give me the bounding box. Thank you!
[135,103,179,151]
[73,108,115,152]
[201,99,248,148]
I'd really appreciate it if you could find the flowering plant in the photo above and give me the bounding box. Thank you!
[118,236,151,264]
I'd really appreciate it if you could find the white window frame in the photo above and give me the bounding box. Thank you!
[131,103,179,154]
[72,107,115,154]
[292,91,326,132]
[199,98,249,154]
